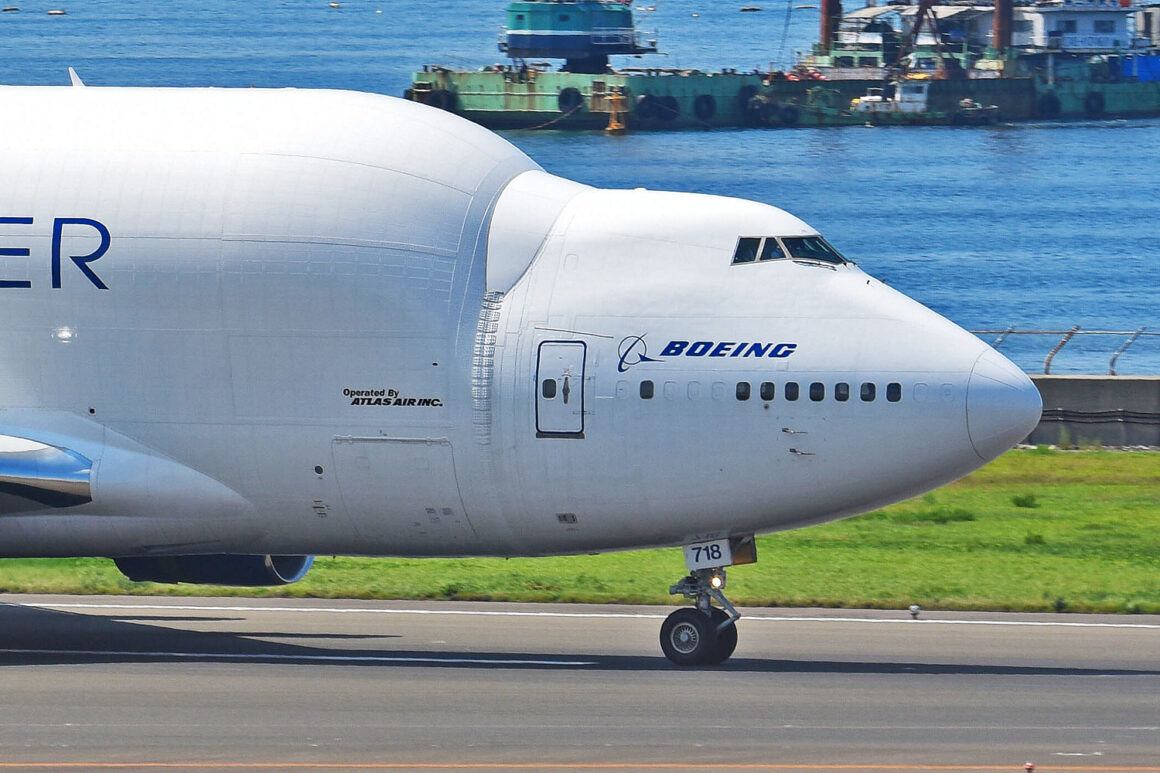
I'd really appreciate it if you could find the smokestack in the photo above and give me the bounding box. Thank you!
[993,0,1013,53]
[820,0,844,54]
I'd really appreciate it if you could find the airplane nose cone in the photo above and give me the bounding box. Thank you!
[966,348,1042,461]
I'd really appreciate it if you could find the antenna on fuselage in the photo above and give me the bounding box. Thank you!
[67,67,85,87]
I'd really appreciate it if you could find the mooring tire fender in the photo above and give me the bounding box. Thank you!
[557,86,584,114]
[634,93,658,120]
[693,93,716,121]
[657,95,680,121]
[1037,91,1061,119]
[737,84,759,110]
[1084,91,1105,117]
[429,89,457,112]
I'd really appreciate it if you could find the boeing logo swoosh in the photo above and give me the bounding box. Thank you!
[617,335,662,373]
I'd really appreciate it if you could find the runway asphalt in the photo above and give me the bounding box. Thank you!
[0,594,1158,772]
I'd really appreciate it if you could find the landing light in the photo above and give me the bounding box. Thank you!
[710,572,725,590]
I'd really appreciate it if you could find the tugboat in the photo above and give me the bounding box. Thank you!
[732,78,1000,126]
[850,80,1000,124]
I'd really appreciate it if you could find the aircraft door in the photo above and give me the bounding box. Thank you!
[535,341,586,438]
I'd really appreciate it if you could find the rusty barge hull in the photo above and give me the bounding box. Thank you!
[409,67,1160,130]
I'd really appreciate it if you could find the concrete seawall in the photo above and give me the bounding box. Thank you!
[1028,375,1160,447]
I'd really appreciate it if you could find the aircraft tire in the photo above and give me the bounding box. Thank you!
[703,607,738,664]
[660,607,717,666]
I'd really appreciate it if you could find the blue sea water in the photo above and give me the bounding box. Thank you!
[2,0,1157,373]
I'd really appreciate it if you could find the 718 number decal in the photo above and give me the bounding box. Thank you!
[683,539,733,571]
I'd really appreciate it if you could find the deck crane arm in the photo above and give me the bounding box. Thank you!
[889,0,964,79]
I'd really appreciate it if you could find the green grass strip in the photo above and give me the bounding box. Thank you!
[2,448,1157,614]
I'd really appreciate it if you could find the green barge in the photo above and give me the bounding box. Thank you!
[411,66,766,130]
[408,0,1160,130]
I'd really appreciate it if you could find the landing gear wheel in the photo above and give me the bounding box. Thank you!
[663,548,751,666]
[705,607,738,664]
[660,608,717,666]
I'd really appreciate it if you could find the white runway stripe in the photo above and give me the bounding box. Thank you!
[0,647,596,666]
[12,600,1160,629]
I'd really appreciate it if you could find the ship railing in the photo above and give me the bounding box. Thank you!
[588,27,658,50]
[1036,32,1127,50]
[971,327,1159,375]
[590,27,637,46]
[1034,0,1133,8]
[836,32,886,45]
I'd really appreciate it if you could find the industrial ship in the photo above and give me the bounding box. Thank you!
[408,0,1160,129]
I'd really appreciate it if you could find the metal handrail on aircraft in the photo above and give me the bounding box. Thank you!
[970,327,1157,375]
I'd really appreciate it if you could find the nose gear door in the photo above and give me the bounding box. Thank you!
[535,341,586,438]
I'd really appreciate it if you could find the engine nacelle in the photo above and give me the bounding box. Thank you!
[113,554,314,586]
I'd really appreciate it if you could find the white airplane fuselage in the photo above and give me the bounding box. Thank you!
[0,86,1041,564]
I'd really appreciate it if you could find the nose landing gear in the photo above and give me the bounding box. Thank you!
[660,535,754,665]
[661,569,740,665]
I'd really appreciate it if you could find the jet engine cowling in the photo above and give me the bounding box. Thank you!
[113,554,314,586]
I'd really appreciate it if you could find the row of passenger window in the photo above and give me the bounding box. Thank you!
[638,380,902,403]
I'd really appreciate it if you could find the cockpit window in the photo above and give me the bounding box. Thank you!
[759,238,786,261]
[732,237,760,264]
[735,236,843,266]
[781,236,846,265]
